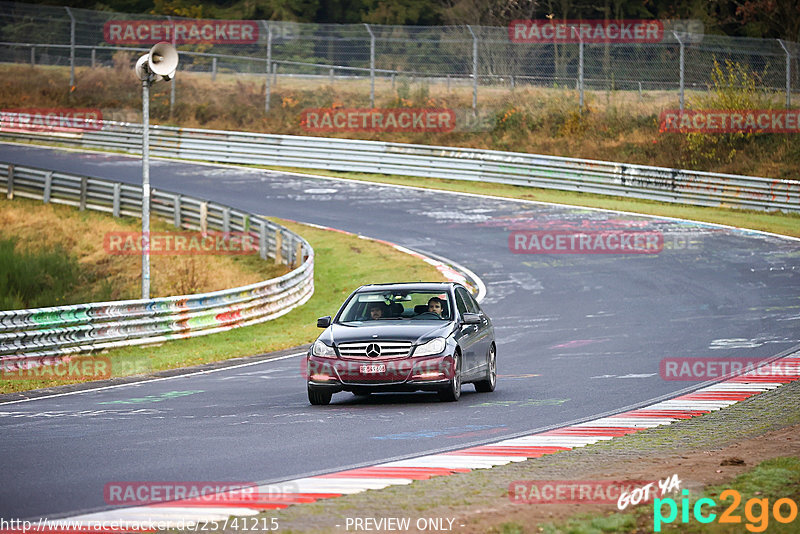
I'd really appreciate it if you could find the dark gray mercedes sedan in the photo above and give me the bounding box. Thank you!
[306,282,496,405]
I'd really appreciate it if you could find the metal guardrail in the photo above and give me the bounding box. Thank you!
[1,119,798,212]
[0,162,314,370]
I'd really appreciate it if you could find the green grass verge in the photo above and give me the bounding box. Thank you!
[0,220,446,394]
[539,456,800,534]
[256,165,800,239]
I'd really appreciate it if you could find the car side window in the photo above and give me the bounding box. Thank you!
[454,290,469,316]
[464,290,481,314]
[456,288,478,314]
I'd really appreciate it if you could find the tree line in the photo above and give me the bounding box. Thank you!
[22,0,800,41]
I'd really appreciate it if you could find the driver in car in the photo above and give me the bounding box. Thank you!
[368,302,387,320]
[426,297,444,318]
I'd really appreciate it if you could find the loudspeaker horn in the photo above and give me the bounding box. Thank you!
[135,42,179,82]
[148,42,178,80]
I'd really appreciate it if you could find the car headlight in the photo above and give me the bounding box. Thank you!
[414,337,446,357]
[312,340,336,358]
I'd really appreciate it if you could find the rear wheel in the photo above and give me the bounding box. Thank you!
[474,345,496,393]
[308,387,332,405]
[437,352,461,402]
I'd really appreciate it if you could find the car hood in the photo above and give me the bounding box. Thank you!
[322,321,454,345]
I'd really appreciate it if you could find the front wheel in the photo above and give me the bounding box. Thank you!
[437,353,461,402]
[308,387,332,405]
[474,345,496,393]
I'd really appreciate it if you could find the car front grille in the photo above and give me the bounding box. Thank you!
[337,341,412,359]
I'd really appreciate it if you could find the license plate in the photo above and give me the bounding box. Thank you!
[359,364,386,373]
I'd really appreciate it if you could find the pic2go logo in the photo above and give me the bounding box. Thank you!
[654,489,798,532]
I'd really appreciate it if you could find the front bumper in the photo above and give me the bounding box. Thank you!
[306,353,454,392]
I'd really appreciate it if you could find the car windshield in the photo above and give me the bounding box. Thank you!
[338,290,452,323]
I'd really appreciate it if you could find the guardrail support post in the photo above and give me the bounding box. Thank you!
[200,202,208,234]
[6,164,14,200]
[43,171,53,203]
[222,207,230,234]
[274,231,283,264]
[294,241,303,269]
[778,39,792,108]
[79,176,87,210]
[364,23,375,108]
[467,25,478,116]
[65,7,75,89]
[113,183,121,216]
[173,194,181,227]
[259,220,267,260]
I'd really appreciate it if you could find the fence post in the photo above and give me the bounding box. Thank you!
[364,23,375,107]
[30,46,35,67]
[578,38,584,113]
[91,48,96,69]
[466,25,478,116]
[263,21,272,113]
[329,67,334,86]
[65,7,75,89]
[673,31,685,112]
[212,57,217,80]
[778,39,791,108]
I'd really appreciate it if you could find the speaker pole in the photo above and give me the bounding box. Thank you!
[135,42,178,300]
[141,76,151,300]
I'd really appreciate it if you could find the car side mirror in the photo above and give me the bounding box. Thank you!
[317,316,331,328]
[462,313,481,325]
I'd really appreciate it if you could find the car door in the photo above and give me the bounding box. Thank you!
[454,287,481,375]
[465,289,493,367]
